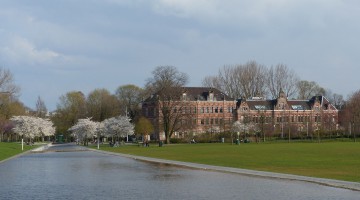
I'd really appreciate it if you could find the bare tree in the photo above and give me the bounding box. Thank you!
[325,89,345,110]
[202,76,221,91]
[36,96,47,118]
[236,61,267,98]
[267,64,299,99]
[145,66,189,144]
[297,80,325,99]
[202,61,267,99]
[343,90,360,141]
[0,67,20,98]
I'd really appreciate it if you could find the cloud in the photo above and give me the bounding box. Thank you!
[0,36,62,66]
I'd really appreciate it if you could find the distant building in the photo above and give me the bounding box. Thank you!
[142,87,235,139]
[236,90,339,139]
[142,87,339,140]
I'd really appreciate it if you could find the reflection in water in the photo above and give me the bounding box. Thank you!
[0,144,359,200]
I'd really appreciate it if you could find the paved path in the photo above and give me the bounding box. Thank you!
[91,148,360,192]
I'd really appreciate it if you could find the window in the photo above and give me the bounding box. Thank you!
[220,107,223,113]
[255,105,266,110]
[201,119,204,125]
[215,107,218,113]
[208,92,214,101]
[182,93,187,101]
[291,105,303,110]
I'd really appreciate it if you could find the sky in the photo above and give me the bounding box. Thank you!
[1,0,360,111]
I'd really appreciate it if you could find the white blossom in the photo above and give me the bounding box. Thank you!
[232,121,259,135]
[10,116,55,139]
[68,118,98,142]
[103,116,134,138]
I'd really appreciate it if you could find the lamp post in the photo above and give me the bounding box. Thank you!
[97,126,100,150]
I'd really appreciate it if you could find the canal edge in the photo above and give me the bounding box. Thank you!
[0,143,51,164]
[89,148,360,192]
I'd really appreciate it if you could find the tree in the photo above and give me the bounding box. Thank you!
[35,96,47,118]
[232,121,259,141]
[10,116,55,143]
[53,91,87,140]
[202,61,267,99]
[343,90,360,141]
[0,67,20,97]
[297,80,325,99]
[326,89,345,110]
[87,88,120,122]
[235,61,267,98]
[267,64,299,99]
[115,84,144,121]
[134,117,154,142]
[103,116,134,142]
[0,93,26,120]
[0,97,26,142]
[68,118,98,146]
[145,66,188,144]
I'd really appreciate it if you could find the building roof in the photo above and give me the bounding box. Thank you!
[237,95,337,111]
[143,87,234,102]
[181,87,233,101]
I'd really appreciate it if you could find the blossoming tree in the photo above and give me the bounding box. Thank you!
[68,118,98,146]
[10,116,55,143]
[103,116,134,143]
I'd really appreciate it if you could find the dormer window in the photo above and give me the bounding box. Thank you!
[208,91,214,101]
[182,92,187,101]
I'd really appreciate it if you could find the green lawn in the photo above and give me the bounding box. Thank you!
[94,142,360,182]
[0,142,38,161]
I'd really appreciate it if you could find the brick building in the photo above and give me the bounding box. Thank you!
[236,90,339,139]
[142,87,339,140]
[142,87,235,140]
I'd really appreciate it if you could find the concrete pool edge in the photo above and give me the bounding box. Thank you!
[90,148,360,192]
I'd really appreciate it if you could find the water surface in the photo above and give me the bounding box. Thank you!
[0,144,358,199]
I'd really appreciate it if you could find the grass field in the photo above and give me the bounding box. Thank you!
[0,142,38,161]
[94,142,360,182]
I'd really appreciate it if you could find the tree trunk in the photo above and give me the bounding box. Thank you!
[165,131,170,144]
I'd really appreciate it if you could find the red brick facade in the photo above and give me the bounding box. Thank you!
[142,87,339,139]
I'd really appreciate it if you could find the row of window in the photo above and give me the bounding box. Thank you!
[242,115,324,123]
[144,106,235,117]
[200,106,234,113]
[179,118,233,126]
